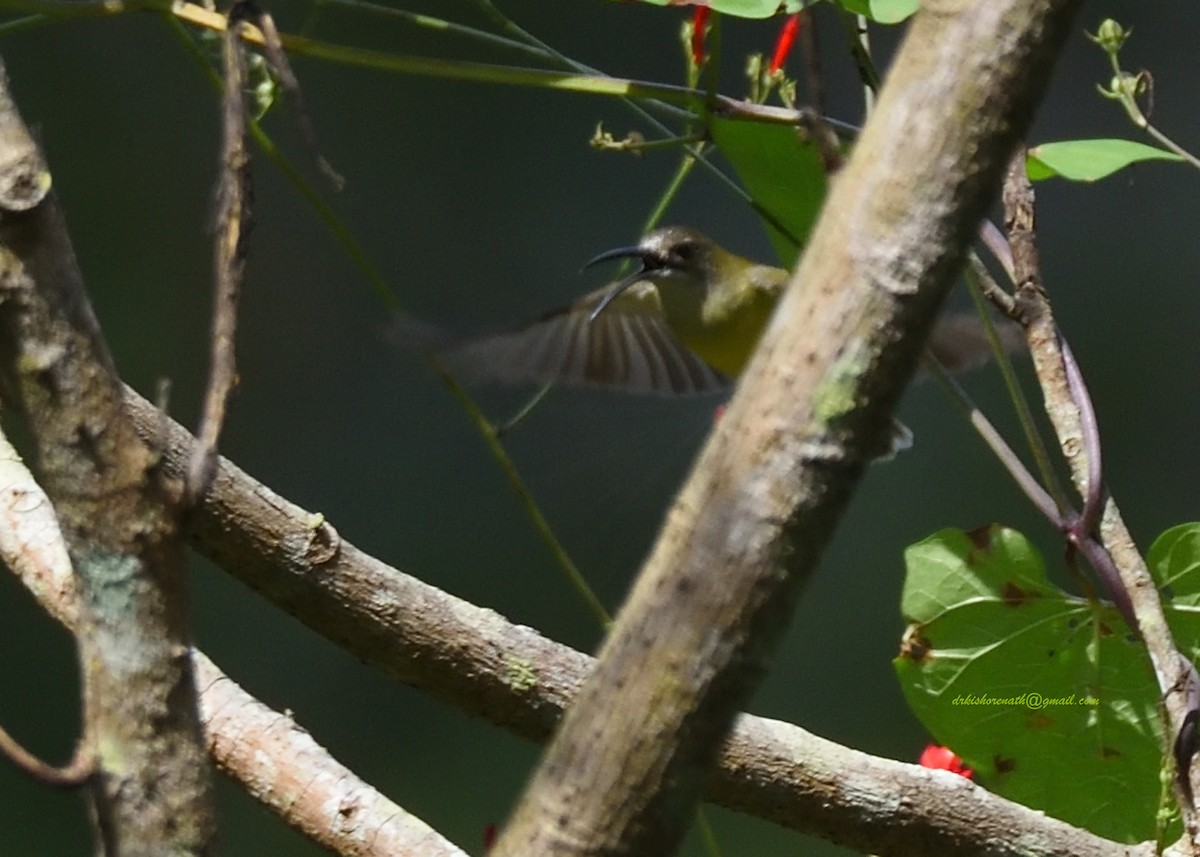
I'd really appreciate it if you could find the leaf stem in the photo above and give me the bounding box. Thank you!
[964,260,1067,511]
[434,360,612,628]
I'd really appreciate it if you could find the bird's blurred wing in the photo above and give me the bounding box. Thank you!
[440,281,730,396]
[926,311,1026,374]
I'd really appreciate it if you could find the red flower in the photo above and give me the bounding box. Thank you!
[918,743,975,779]
[691,6,710,66]
[768,13,801,74]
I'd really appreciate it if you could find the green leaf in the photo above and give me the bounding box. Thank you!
[836,0,918,24]
[894,525,1182,843]
[708,116,827,268]
[1026,139,1184,182]
[1149,525,1200,658]
[637,0,805,19]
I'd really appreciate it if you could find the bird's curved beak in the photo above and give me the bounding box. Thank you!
[582,244,647,271]
[582,244,652,323]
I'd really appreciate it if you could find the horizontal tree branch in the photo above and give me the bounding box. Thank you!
[194,652,466,856]
[116,386,1148,857]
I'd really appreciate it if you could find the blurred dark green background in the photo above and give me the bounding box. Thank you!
[0,1,1197,854]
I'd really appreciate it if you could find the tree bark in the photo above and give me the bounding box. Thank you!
[0,58,216,855]
[492,1,1084,854]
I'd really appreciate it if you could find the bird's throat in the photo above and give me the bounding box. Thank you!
[656,277,778,379]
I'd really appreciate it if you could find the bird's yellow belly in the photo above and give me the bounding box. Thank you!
[673,301,774,379]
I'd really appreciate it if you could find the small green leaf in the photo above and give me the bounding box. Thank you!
[1149,524,1200,599]
[1026,139,1183,182]
[837,0,918,24]
[1149,525,1200,656]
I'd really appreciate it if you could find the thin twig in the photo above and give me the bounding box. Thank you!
[924,356,1059,524]
[431,358,611,628]
[963,257,1066,509]
[840,10,879,113]
[188,18,252,507]
[1058,334,1104,534]
[325,0,557,61]
[797,9,824,116]
[977,218,1016,285]
[1091,29,1200,173]
[1002,147,1200,837]
[492,383,554,437]
[163,12,400,315]
[247,3,345,190]
[0,727,92,788]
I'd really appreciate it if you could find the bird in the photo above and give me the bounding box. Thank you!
[432,225,1017,404]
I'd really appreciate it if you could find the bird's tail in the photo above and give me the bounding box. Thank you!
[383,313,466,353]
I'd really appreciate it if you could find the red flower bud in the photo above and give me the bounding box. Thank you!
[918,743,975,779]
[768,13,801,74]
[691,6,711,66]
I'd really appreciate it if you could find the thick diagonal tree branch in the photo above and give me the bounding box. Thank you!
[492,1,1083,854]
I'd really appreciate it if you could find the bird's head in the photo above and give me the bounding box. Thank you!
[586,226,720,280]
[584,226,729,321]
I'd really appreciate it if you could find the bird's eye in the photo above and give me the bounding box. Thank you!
[672,241,698,263]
